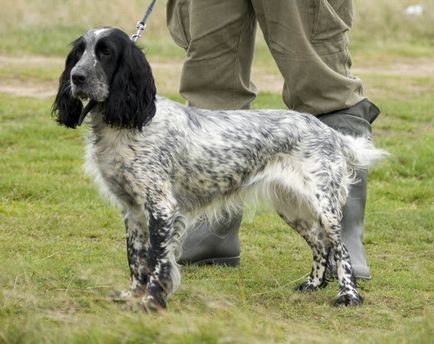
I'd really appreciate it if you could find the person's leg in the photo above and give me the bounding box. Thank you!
[167,0,256,265]
[167,0,257,110]
[252,0,379,278]
[318,100,379,279]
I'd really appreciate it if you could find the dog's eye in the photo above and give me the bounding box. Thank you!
[99,46,112,57]
[71,38,86,60]
[74,50,83,61]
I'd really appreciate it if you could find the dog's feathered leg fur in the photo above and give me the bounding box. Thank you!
[292,221,330,291]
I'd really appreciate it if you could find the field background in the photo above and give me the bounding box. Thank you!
[0,1,433,343]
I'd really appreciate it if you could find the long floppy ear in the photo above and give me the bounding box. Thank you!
[104,40,156,130]
[51,39,84,128]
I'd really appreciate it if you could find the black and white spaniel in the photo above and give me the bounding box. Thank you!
[52,27,386,311]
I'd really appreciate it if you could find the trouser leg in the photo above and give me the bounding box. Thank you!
[167,0,257,109]
[251,0,365,114]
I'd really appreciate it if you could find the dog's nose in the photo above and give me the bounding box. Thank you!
[71,72,87,86]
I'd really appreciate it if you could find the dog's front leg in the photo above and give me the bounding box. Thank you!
[112,207,150,302]
[141,200,184,311]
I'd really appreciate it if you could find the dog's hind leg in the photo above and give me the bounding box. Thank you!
[294,222,331,291]
[319,210,363,306]
[278,213,331,291]
[272,186,330,292]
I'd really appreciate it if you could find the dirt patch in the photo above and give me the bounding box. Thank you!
[0,55,63,98]
[0,79,58,98]
[0,55,284,97]
[0,55,64,66]
[353,58,434,77]
[1,54,433,98]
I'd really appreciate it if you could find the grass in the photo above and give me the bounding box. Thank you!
[0,0,433,343]
[0,93,433,343]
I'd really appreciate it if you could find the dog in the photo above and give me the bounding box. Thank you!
[52,27,386,311]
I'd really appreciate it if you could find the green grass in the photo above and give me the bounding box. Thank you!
[1,0,433,343]
[0,89,433,343]
[0,65,60,83]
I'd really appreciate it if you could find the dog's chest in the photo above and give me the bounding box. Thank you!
[85,129,142,207]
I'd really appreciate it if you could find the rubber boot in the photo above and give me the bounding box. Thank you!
[318,99,380,280]
[178,212,242,267]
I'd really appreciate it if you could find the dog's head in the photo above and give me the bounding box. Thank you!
[52,27,156,130]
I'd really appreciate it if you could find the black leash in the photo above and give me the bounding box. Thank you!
[77,99,98,126]
[131,0,157,42]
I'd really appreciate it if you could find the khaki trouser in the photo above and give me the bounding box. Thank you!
[167,0,365,114]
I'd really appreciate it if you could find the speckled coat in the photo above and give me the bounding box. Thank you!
[53,27,386,311]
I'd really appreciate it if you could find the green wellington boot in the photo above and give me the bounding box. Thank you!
[177,212,242,267]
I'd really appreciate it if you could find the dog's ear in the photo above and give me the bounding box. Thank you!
[51,37,84,128]
[52,38,85,128]
[104,41,156,130]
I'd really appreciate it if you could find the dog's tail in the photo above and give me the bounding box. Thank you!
[340,134,389,171]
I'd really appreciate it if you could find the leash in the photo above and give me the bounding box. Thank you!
[131,0,157,42]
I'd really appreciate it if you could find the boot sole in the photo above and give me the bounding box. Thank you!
[179,256,240,267]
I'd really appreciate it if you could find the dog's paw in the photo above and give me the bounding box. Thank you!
[294,278,327,292]
[332,292,364,307]
[110,289,132,302]
[140,294,166,313]
[110,288,146,303]
[294,281,318,292]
